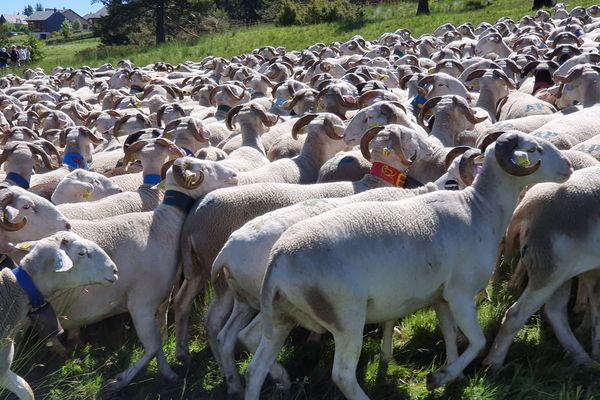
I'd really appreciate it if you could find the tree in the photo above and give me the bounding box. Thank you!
[96,0,214,45]
[35,2,43,11]
[416,0,430,15]
[23,5,34,16]
[60,19,71,39]
[72,19,82,32]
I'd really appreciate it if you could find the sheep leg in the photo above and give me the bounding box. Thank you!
[543,280,594,366]
[204,289,234,368]
[238,314,291,390]
[244,318,295,400]
[217,300,255,397]
[434,302,459,364]
[581,272,600,361]
[0,344,33,400]
[484,282,562,371]
[330,319,370,400]
[107,307,177,391]
[380,320,394,364]
[427,295,486,390]
[157,297,170,343]
[173,276,205,365]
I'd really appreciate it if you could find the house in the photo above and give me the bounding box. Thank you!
[83,6,108,29]
[0,14,25,27]
[26,8,91,40]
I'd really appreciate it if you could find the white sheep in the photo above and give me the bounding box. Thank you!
[51,169,122,205]
[244,131,573,399]
[0,231,117,400]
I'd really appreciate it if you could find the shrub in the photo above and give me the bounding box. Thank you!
[23,35,44,62]
[277,0,306,26]
[276,0,365,26]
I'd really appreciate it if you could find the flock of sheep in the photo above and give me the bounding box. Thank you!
[1,2,600,399]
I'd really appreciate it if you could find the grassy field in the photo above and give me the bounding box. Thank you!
[4,1,600,399]
[25,0,600,72]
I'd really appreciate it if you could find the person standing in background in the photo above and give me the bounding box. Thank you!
[0,48,8,75]
[9,45,19,72]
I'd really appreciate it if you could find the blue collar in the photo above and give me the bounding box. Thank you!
[182,147,194,156]
[393,49,404,57]
[63,151,88,170]
[411,94,427,110]
[12,266,46,309]
[163,190,196,213]
[217,104,232,113]
[6,172,30,189]
[143,174,162,185]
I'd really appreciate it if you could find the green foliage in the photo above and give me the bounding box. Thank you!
[23,35,44,62]
[71,19,82,32]
[60,20,71,39]
[23,4,34,16]
[277,0,365,26]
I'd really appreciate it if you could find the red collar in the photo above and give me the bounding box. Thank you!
[532,80,552,94]
[370,162,407,187]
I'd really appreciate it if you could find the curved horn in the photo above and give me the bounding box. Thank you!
[225,105,244,131]
[79,127,103,145]
[27,142,58,170]
[0,143,18,166]
[360,126,384,160]
[444,146,472,169]
[172,160,204,189]
[253,106,280,127]
[555,64,584,84]
[323,117,344,140]
[465,69,487,82]
[494,133,541,176]
[34,139,61,166]
[292,114,319,140]
[155,137,186,157]
[160,159,176,181]
[0,191,26,231]
[477,131,505,152]
[458,149,481,186]
[452,96,488,124]
[418,96,443,131]
[122,139,148,169]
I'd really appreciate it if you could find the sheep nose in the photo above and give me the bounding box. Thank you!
[65,222,72,230]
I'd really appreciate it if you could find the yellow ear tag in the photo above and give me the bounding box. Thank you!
[136,100,142,108]
[369,122,381,129]
[515,154,531,167]
[82,189,92,200]
[156,180,166,190]
[473,155,485,165]
[317,103,325,112]
[15,242,31,250]
[383,147,392,157]
[377,74,389,81]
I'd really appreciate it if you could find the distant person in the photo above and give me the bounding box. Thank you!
[18,46,27,65]
[9,45,19,71]
[25,46,32,63]
[0,48,8,75]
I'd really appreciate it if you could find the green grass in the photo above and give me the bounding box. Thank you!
[3,282,600,400]
[20,0,600,73]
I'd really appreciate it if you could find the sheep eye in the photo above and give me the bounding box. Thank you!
[22,204,31,210]
[78,250,87,257]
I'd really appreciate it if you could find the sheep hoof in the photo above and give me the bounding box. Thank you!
[426,371,446,391]
[105,376,127,392]
[176,351,192,367]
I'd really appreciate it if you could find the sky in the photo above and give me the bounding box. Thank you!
[1,0,100,17]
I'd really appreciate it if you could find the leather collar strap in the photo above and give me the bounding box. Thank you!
[130,85,144,93]
[63,151,88,170]
[143,174,162,185]
[163,190,196,212]
[182,147,194,156]
[532,80,551,94]
[217,104,232,113]
[371,162,408,188]
[6,172,30,189]
[12,266,46,309]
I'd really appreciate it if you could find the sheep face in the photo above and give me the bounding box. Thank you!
[0,187,71,253]
[18,231,118,293]
[344,102,411,146]
[489,131,573,185]
[51,170,122,205]
[366,125,433,171]
[164,157,238,195]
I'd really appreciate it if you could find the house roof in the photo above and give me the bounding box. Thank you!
[83,6,108,20]
[26,10,56,21]
[0,14,25,24]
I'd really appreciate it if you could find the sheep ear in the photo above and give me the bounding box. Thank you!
[9,240,39,252]
[53,249,73,272]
